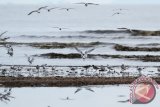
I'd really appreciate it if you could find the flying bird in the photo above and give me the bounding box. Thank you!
[75,47,95,60]
[25,54,35,65]
[52,27,69,31]
[75,2,99,7]
[59,8,74,11]
[75,87,94,94]
[28,6,48,15]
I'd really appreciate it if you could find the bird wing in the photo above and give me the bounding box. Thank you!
[85,87,94,92]
[112,13,117,16]
[31,57,35,62]
[28,11,34,15]
[49,7,58,10]
[74,47,83,55]
[0,31,8,37]
[87,3,99,5]
[24,54,28,58]
[59,8,66,10]
[28,10,38,15]
[52,27,60,29]
[61,28,69,29]
[59,8,74,10]
[38,6,48,10]
[74,88,82,94]
[68,8,74,9]
[74,2,86,4]
[85,48,95,54]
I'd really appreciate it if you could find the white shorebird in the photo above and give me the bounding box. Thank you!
[74,86,94,94]
[25,54,35,65]
[75,47,95,60]
[136,66,145,76]
[59,8,74,11]
[120,64,129,73]
[0,31,10,41]
[75,2,99,7]
[52,27,69,31]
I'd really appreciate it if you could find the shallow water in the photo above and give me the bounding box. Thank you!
[0,85,159,107]
[1,5,160,66]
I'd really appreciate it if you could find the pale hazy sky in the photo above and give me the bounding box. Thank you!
[0,0,160,4]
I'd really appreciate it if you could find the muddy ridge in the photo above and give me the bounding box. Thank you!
[0,41,104,49]
[115,44,160,51]
[130,30,160,36]
[0,77,160,87]
[36,52,160,62]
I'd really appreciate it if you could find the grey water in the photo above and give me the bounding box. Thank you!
[0,4,160,65]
